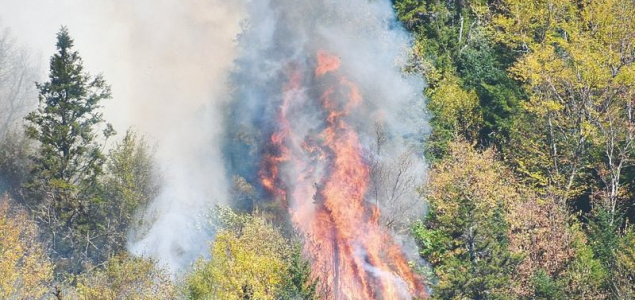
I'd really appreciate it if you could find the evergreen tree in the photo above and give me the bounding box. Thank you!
[24,27,115,274]
[394,0,523,159]
[279,244,319,300]
[414,141,521,299]
[586,208,635,298]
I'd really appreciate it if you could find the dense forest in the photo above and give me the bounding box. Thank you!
[0,0,634,299]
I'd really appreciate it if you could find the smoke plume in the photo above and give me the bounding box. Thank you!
[0,1,428,295]
[0,0,245,271]
[223,0,427,298]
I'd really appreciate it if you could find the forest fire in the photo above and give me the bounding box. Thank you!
[260,51,426,300]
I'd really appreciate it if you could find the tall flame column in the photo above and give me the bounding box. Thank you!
[260,51,426,300]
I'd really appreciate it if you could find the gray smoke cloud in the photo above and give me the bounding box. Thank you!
[224,0,427,225]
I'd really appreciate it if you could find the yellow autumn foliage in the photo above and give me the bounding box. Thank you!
[186,211,291,300]
[427,74,482,139]
[0,195,53,299]
[72,253,176,300]
[423,140,519,233]
[495,0,635,202]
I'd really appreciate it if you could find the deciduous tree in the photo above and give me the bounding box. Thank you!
[72,253,176,300]
[186,207,318,300]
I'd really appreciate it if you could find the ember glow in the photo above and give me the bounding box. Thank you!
[260,51,426,300]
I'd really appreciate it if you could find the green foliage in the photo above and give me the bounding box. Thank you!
[0,1,634,298]
[457,43,523,142]
[102,129,158,254]
[279,245,319,300]
[394,0,427,30]
[585,208,635,298]
[614,230,635,298]
[395,0,523,159]
[587,209,622,274]
[561,227,608,299]
[531,269,565,300]
[25,26,114,199]
[397,1,635,296]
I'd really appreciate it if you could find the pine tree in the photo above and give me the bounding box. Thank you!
[24,27,115,274]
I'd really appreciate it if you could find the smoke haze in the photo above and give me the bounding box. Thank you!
[0,1,427,288]
[0,0,245,271]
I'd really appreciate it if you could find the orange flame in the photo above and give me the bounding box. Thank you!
[260,51,426,300]
[315,51,341,77]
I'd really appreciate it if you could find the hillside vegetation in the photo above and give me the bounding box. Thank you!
[0,0,634,299]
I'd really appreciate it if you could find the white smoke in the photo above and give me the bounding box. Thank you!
[0,0,428,279]
[0,0,245,271]
[0,24,40,138]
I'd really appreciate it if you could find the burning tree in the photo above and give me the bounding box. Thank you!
[259,51,426,300]
[219,1,427,298]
